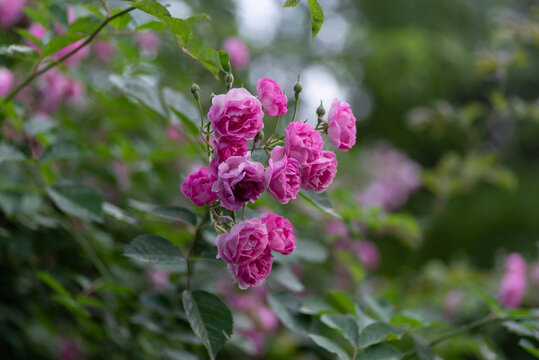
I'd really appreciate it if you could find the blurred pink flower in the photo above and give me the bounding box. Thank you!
[147,268,170,291]
[65,78,86,104]
[56,39,91,68]
[358,143,422,211]
[325,219,349,237]
[0,67,14,97]
[94,40,116,63]
[444,289,464,320]
[135,32,161,57]
[222,37,250,70]
[531,262,539,287]
[26,23,48,53]
[0,0,25,28]
[166,124,184,141]
[499,253,527,308]
[59,337,85,360]
[351,240,380,271]
[38,69,71,114]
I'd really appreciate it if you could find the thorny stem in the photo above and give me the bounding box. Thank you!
[2,6,136,105]
[265,114,281,146]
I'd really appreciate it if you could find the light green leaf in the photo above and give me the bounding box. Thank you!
[284,0,302,7]
[171,108,199,136]
[161,17,192,45]
[109,9,132,30]
[125,234,184,263]
[295,238,328,263]
[300,296,335,315]
[413,336,436,360]
[219,50,231,73]
[520,339,539,358]
[67,16,102,35]
[36,271,70,297]
[363,295,394,322]
[24,117,57,136]
[0,143,26,162]
[308,0,324,40]
[268,292,309,334]
[299,190,341,219]
[358,322,397,348]
[128,200,198,226]
[131,0,171,18]
[136,21,167,31]
[271,265,305,292]
[46,184,103,222]
[357,344,404,360]
[321,314,360,346]
[309,334,351,360]
[40,142,87,163]
[182,290,233,360]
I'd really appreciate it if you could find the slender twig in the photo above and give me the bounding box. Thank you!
[101,0,111,17]
[265,114,281,146]
[291,93,300,123]
[2,6,136,104]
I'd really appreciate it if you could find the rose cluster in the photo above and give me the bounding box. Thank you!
[180,76,357,288]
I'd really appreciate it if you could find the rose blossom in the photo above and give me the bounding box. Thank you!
[222,37,250,70]
[180,166,218,207]
[261,213,295,255]
[0,67,14,97]
[38,69,71,114]
[264,146,300,204]
[256,78,287,117]
[208,88,264,140]
[212,155,265,210]
[499,253,527,308]
[351,240,380,271]
[328,98,357,151]
[209,136,249,174]
[94,40,116,63]
[228,247,273,289]
[300,150,338,193]
[135,31,161,57]
[216,218,269,265]
[284,122,323,166]
[0,0,25,28]
[26,23,48,53]
[325,219,348,237]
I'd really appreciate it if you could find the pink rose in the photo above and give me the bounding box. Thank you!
[38,69,71,114]
[209,136,249,174]
[222,37,250,70]
[0,0,25,28]
[228,247,273,289]
[55,39,90,68]
[499,253,527,308]
[0,67,14,97]
[94,40,116,63]
[328,99,357,151]
[325,219,348,237]
[180,166,218,207]
[261,213,295,255]
[26,23,48,53]
[216,218,269,265]
[135,31,161,57]
[212,155,265,211]
[284,122,323,166]
[208,88,264,140]
[65,78,85,104]
[300,151,337,193]
[256,78,287,117]
[264,146,300,204]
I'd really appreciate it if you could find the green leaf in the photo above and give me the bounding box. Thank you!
[129,200,198,226]
[520,339,539,358]
[171,108,199,136]
[182,290,233,360]
[413,336,436,360]
[328,290,356,314]
[268,292,309,334]
[189,47,223,78]
[109,9,132,30]
[295,238,328,263]
[40,142,87,163]
[42,34,85,58]
[358,322,397,348]
[321,314,360,346]
[67,16,102,35]
[363,295,394,322]
[271,265,305,292]
[357,344,404,360]
[284,0,302,7]
[36,271,70,297]
[132,0,171,18]
[46,184,103,222]
[136,21,167,31]
[161,17,192,45]
[219,50,231,73]
[299,190,341,219]
[24,117,58,136]
[300,296,335,315]
[309,334,351,360]
[125,234,184,264]
[308,0,324,40]
[0,143,26,162]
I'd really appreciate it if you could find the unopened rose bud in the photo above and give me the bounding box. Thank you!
[293,76,302,99]
[191,83,200,101]
[316,101,325,117]
[225,72,234,90]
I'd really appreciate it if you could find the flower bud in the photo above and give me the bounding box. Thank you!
[253,130,264,148]
[316,101,325,117]
[293,76,302,98]
[210,92,216,102]
[225,72,234,90]
[191,83,200,101]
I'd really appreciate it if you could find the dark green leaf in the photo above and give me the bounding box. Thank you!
[520,339,539,358]
[321,314,360,346]
[271,265,305,292]
[182,290,233,360]
[357,344,404,360]
[295,238,328,263]
[36,271,70,297]
[171,108,199,136]
[284,0,302,7]
[300,296,335,315]
[308,0,324,40]
[413,336,436,360]
[363,295,394,322]
[309,334,351,360]
[46,184,103,222]
[125,234,184,264]
[68,16,102,35]
[358,322,397,348]
[129,200,198,226]
[299,190,341,219]
[268,292,309,334]
[40,142,87,163]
